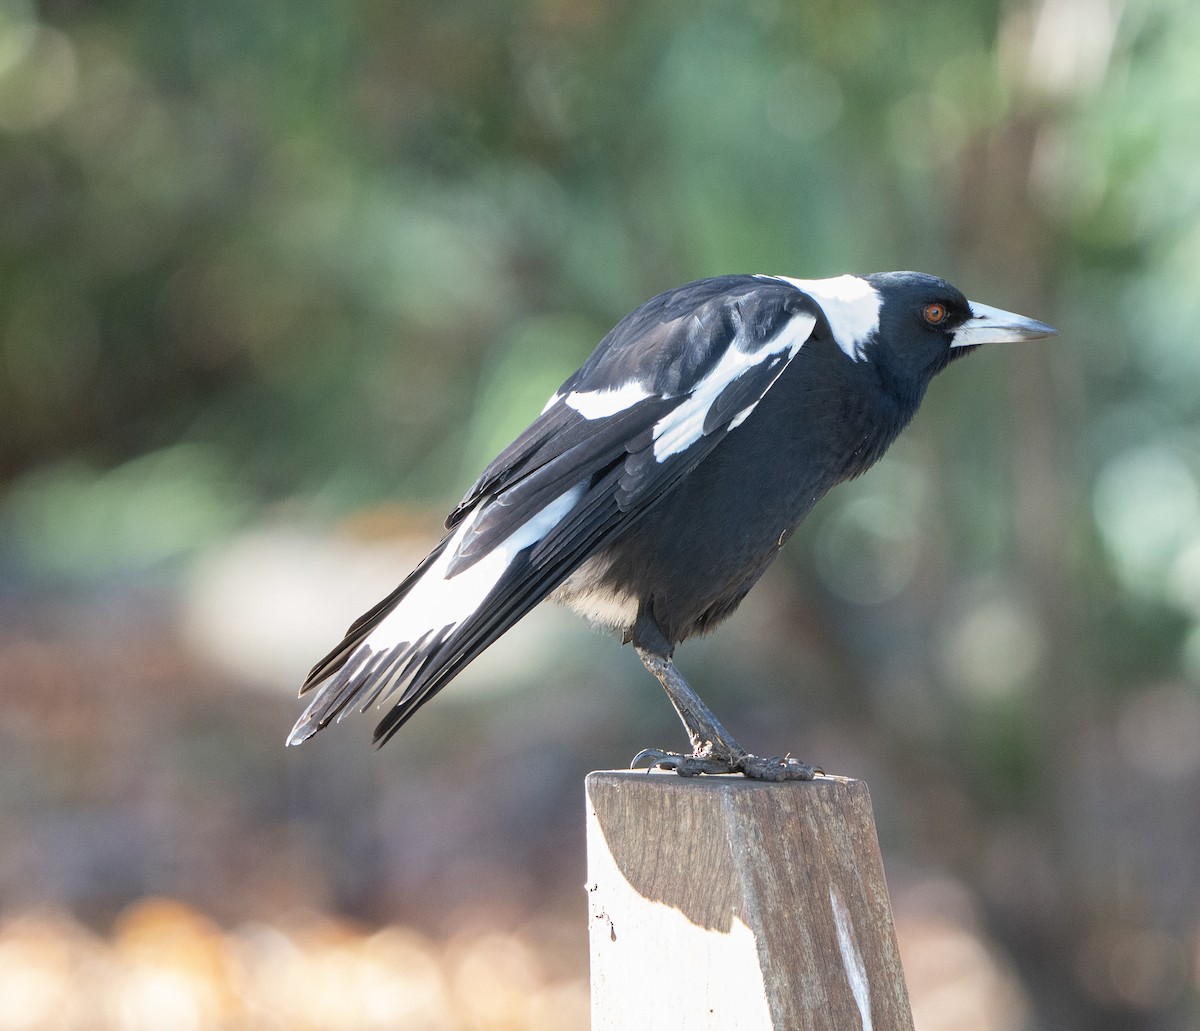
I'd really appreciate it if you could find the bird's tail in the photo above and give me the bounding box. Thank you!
[287,485,585,747]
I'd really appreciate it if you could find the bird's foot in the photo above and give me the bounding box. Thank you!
[740,753,823,781]
[631,747,821,781]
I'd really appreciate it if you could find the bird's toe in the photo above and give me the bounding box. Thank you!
[630,747,669,770]
[630,748,738,777]
[739,754,822,781]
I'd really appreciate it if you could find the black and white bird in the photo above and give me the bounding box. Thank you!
[289,272,1055,779]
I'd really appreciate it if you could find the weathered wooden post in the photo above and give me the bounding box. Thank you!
[586,770,913,1030]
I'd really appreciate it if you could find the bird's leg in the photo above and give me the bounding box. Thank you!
[631,647,820,782]
[634,648,743,762]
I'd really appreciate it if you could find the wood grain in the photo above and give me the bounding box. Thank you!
[586,770,913,1030]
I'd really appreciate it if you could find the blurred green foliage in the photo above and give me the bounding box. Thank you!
[3,0,1200,1026]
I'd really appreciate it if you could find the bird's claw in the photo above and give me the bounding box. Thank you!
[631,748,821,781]
[631,748,738,777]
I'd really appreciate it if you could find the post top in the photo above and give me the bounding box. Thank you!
[587,769,869,799]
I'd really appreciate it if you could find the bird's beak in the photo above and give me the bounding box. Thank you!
[950,301,1057,348]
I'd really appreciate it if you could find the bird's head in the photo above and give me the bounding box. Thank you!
[861,271,1057,384]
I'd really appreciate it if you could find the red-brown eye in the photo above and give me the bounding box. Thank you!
[923,302,948,325]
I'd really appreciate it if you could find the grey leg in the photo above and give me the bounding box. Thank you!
[631,647,821,782]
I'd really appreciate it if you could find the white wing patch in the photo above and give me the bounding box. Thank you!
[365,483,587,652]
[651,312,816,461]
[565,381,654,420]
[767,274,881,361]
[727,402,759,432]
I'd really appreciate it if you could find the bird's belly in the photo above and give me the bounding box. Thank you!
[551,554,641,628]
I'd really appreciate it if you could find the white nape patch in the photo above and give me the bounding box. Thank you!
[565,381,653,420]
[552,554,639,628]
[829,886,873,1031]
[651,312,816,461]
[770,274,881,361]
[366,483,586,651]
[540,391,564,414]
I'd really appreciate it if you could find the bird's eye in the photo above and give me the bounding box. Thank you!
[923,303,948,325]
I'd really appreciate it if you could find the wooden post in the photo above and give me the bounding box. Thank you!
[585,770,913,1030]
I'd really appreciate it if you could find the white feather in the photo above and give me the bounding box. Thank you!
[552,553,640,628]
[727,401,759,431]
[565,381,653,419]
[650,312,816,461]
[366,483,587,651]
[768,274,881,361]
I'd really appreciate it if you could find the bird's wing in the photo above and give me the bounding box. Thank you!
[290,276,819,746]
[449,275,818,525]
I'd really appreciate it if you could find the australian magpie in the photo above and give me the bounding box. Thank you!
[288,272,1055,779]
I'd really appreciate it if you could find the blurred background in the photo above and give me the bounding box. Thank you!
[0,0,1197,1027]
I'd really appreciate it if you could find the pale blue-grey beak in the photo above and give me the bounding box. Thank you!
[950,301,1057,348]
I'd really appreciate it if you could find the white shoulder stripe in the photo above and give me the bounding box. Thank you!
[565,381,654,420]
[765,274,881,361]
[651,311,816,461]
